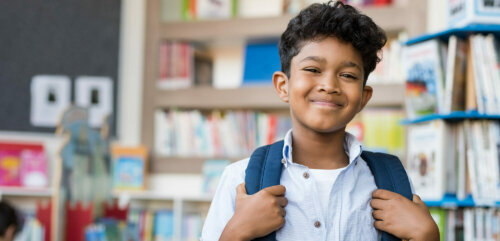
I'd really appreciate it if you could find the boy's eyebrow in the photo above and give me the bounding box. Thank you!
[299,56,326,64]
[340,60,362,71]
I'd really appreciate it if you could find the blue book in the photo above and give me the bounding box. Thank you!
[154,210,174,240]
[242,42,281,86]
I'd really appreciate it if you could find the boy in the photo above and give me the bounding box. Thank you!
[0,201,20,241]
[202,1,439,241]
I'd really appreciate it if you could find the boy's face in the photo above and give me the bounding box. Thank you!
[273,36,372,134]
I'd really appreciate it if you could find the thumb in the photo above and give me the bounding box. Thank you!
[412,194,424,205]
[236,183,247,197]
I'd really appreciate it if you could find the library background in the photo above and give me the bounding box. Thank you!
[0,0,499,240]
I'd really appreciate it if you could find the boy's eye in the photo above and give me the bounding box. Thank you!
[304,68,320,73]
[340,73,358,80]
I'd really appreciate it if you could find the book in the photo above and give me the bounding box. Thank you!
[202,159,230,195]
[465,37,478,111]
[406,120,448,200]
[238,0,283,18]
[19,149,48,188]
[443,35,467,113]
[154,210,174,241]
[242,42,281,86]
[158,41,193,89]
[161,0,183,22]
[403,39,446,118]
[447,0,500,27]
[197,0,234,20]
[0,142,46,187]
[429,208,447,241]
[111,145,148,191]
[0,150,21,186]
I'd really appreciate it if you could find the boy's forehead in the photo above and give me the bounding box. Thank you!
[292,37,362,64]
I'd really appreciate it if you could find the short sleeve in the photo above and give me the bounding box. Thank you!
[200,158,248,241]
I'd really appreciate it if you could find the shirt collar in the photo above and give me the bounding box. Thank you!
[281,129,363,168]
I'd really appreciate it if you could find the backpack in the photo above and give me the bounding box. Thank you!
[245,140,413,241]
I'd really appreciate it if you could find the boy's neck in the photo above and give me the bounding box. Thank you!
[291,127,349,170]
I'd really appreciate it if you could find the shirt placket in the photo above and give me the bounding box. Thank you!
[296,164,327,240]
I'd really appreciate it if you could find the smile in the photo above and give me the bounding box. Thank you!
[310,100,344,109]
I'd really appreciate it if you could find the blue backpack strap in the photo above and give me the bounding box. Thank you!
[361,151,413,241]
[245,140,284,241]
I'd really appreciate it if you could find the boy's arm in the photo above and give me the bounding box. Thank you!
[220,184,287,241]
[370,189,440,241]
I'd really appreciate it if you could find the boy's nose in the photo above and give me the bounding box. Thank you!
[318,76,341,94]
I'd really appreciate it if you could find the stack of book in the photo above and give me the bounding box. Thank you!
[154,110,292,157]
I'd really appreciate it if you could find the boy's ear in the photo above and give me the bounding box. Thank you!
[273,71,289,103]
[359,85,373,112]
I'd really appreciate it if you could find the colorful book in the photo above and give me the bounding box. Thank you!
[429,208,446,241]
[111,145,148,191]
[403,39,446,118]
[0,150,21,186]
[406,120,448,201]
[20,149,48,188]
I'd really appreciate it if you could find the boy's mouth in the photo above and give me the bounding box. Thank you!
[310,99,344,109]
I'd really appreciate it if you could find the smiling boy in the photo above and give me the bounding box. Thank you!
[201,1,439,241]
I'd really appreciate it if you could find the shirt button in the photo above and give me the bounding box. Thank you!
[303,172,310,179]
[314,221,321,228]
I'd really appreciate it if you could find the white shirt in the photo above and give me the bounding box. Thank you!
[201,129,380,241]
[309,167,346,215]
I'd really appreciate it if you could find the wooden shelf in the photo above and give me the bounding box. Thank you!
[113,190,212,202]
[159,6,416,42]
[155,83,404,110]
[0,186,53,198]
[150,156,245,174]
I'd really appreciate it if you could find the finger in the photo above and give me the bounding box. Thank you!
[372,189,398,200]
[372,209,385,221]
[276,197,288,207]
[236,183,247,196]
[279,207,286,217]
[370,198,387,210]
[412,194,424,204]
[263,185,286,196]
[373,220,387,231]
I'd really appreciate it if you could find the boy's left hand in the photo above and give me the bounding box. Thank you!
[370,189,440,241]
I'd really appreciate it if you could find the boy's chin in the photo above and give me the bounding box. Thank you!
[306,124,346,135]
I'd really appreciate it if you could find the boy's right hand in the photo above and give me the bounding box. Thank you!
[220,183,288,241]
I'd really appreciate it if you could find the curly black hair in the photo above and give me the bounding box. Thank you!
[279,0,387,84]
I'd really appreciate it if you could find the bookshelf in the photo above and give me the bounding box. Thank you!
[0,186,53,199]
[402,24,500,240]
[141,0,428,174]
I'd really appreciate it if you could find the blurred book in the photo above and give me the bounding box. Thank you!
[429,208,447,241]
[242,42,281,86]
[202,159,230,196]
[238,0,283,18]
[0,142,47,188]
[406,120,448,201]
[402,39,446,119]
[443,35,467,113]
[154,110,291,157]
[182,213,202,241]
[448,0,500,27]
[111,145,148,191]
[158,41,193,89]
[346,109,404,157]
[197,0,235,20]
[154,210,174,241]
